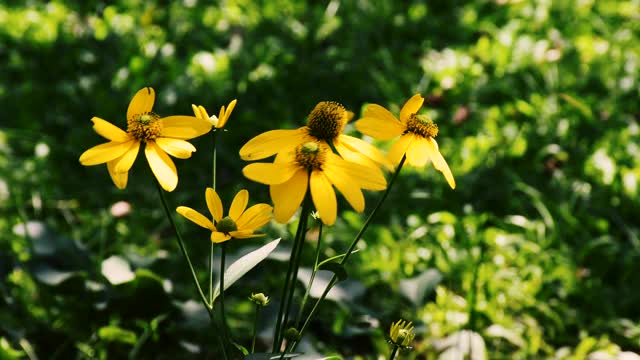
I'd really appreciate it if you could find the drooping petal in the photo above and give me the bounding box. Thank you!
[91,117,130,142]
[205,187,223,222]
[270,169,308,224]
[217,99,237,128]
[387,134,414,166]
[155,137,196,159]
[242,162,299,185]
[426,138,456,189]
[113,140,140,173]
[144,141,178,192]
[323,161,365,213]
[239,128,308,161]
[127,87,155,121]
[176,206,215,230]
[229,230,264,239]
[338,134,393,169]
[80,140,136,165]
[310,170,337,225]
[399,94,424,123]
[355,116,404,140]
[229,190,249,221]
[211,232,231,243]
[236,204,273,230]
[405,136,431,167]
[364,103,403,123]
[161,116,213,139]
[107,160,128,189]
[327,153,387,191]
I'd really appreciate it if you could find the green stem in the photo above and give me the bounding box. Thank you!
[154,181,211,315]
[251,304,260,353]
[219,242,229,355]
[296,221,323,327]
[272,196,312,353]
[209,130,219,304]
[389,345,399,360]
[293,155,407,349]
[278,198,311,352]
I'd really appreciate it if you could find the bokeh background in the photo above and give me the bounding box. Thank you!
[1,0,640,359]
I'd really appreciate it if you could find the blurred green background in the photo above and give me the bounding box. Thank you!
[1,0,640,358]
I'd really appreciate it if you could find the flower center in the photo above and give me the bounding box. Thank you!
[127,112,162,141]
[295,141,326,171]
[306,101,346,141]
[405,113,438,139]
[216,216,238,233]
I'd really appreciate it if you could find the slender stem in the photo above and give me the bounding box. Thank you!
[293,155,407,349]
[278,198,311,352]
[389,345,399,360]
[296,221,323,327]
[251,304,260,353]
[154,181,211,314]
[209,130,219,303]
[219,242,229,353]
[272,196,311,353]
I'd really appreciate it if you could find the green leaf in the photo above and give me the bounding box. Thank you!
[559,93,593,118]
[98,325,137,345]
[212,239,280,302]
[318,262,348,282]
[316,250,360,269]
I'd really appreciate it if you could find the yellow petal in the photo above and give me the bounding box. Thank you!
[127,87,155,121]
[236,204,273,230]
[91,117,130,142]
[426,138,456,189]
[399,94,424,123]
[211,231,231,243]
[229,190,249,221]
[364,103,402,123]
[176,206,215,230]
[270,169,308,224]
[80,141,135,165]
[355,116,404,140]
[405,136,430,167]
[161,116,213,140]
[322,162,365,213]
[205,188,223,222]
[310,170,337,226]
[327,153,387,191]
[155,138,196,159]
[239,128,308,161]
[387,134,414,166]
[191,104,210,120]
[144,141,178,192]
[242,162,299,185]
[113,141,140,173]
[338,134,393,169]
[218,99,237,128]
[229,230,264,239]
[107,160,128,189]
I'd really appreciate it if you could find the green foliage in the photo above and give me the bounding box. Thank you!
[1,0,639,358]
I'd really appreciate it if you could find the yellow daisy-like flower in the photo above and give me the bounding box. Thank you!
[176,188,273,243]
[79,87,213,192]
[242,141,387,226]
[239,101,391,170]
[191,99,237,129]
[355,94,456,189]
[389,319,416,349]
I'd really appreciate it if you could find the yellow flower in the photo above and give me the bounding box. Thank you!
[242,141,387,226]
[176,188,272,243]
[191,99,237,129]
[239,101,391,170]
[355,94,456,189]
[389,319,416,348]
[79,87,212,191]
